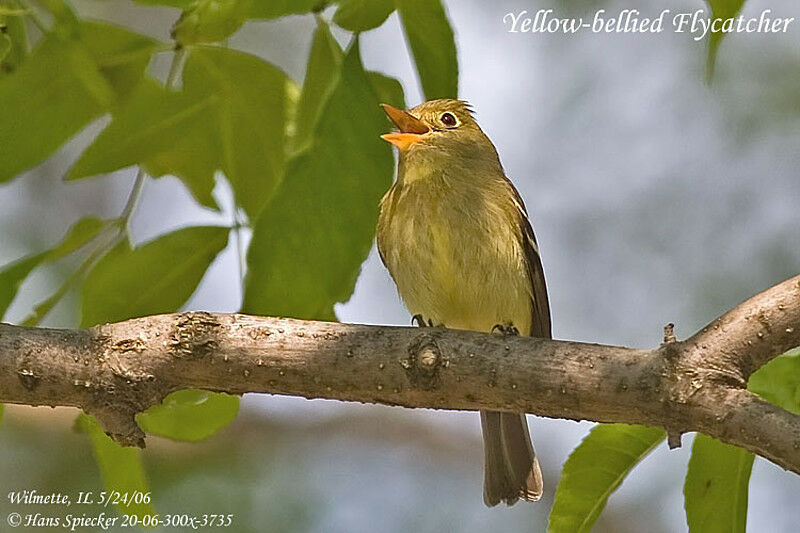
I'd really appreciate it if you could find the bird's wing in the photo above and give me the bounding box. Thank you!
[376,187,396,272]
[509,184,552,339]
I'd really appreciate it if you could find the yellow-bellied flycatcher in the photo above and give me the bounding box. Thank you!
[376,100,552,506]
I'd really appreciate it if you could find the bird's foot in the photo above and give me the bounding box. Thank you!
[492,323,519,336]
[412,314,435,328]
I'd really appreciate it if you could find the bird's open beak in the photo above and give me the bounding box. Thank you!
[380,104,430,150]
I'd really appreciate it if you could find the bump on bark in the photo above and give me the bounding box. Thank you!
[401,333,445,390]
[168,312,221,359]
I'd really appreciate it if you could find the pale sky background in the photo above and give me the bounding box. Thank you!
[1,0,800,531]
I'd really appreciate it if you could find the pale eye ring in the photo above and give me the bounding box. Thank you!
[440,112,458,127]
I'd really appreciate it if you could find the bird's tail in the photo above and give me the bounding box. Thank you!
[480,410,543,506]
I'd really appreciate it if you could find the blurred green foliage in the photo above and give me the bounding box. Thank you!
[75,414,156,520]
[137,390,240,442]
[290,19,341,154]
[0,33,112,181]
[80,20,160,99]
[0,217,109,320]
[684,434,754,533]
[171,0,253,45]
[333,0,394,32]
[395,0,457,99]
[80,226,229,326]
[0,6,27,71]
[0,0,444,524]
[679,347,800,532]
[706,0,747,81]
[243,33,393,320]
[68,78,221,208]
[548,424,665,533]
[749,348,800,414]
[0,254,46,318]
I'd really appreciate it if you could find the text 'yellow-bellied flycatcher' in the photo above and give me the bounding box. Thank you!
[377,100,552,506]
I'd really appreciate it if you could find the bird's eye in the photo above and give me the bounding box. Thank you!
[440,112,458,128]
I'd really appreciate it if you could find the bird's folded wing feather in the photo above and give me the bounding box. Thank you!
[509,183,552,339]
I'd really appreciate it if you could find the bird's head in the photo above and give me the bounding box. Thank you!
[380,100,498,164]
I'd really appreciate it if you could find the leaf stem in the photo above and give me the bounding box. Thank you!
[165,45,186,89]
[232,209,246,302]
[118,167,147,231]
[214,39,245,302]
[118,47,186,234]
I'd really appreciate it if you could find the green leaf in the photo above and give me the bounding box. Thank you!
[0,217,109,320]
[333,0,394,32]
[705,0,747,81]
[68,78,219,209]
[748,348,800,414]
[133,0,194,8]
[368,70,405,109]
[18,218,111,327]
[67,79,210,175]
[395,0,457,99]
[0,7,28,75]
[183,46,289,218]
[283,76,300,151]
[81,226,228,327]
[39,0,80,38]
[248,0,319,20]
[548,424,665,533]
[171,0,253,46]
[22,218,112,327]
[0,253,46,319]
[681,348,800,533]
[45,216,110,262]
[137,0,300,18]
[137,389,239,442]
[75,414,154,520]
[0,33,113,182]
[146,138,219,210]
[684,434,754,533]
[290,17,342,154]
[79,21,160,100]
[0,5,29,15]
[243,39,393,320]
[0,34,10,62]
[71,47,289,217]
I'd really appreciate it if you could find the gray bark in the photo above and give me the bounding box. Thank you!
[1,275,799,474]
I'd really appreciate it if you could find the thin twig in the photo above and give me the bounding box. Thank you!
[232,208,247,301]
[119,48,186,233]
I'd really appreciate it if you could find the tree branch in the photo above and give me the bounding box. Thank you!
[1,276,799,473]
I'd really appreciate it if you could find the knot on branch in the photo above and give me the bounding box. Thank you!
[0,273,798,472]
[17,368,41,391]
[401,334,445,390]
[168,312,221,359]
[17,348,43,391]
[100,335,155,383]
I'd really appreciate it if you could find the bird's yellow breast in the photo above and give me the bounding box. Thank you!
[377,172,532,334]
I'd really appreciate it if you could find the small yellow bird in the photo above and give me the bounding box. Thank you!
[376,100,552,506]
